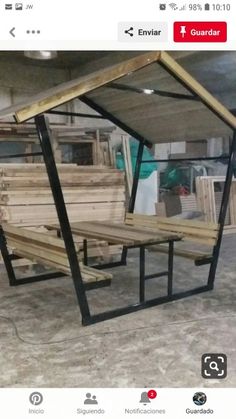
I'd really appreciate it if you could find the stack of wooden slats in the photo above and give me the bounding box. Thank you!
[0,163,126,261]
[196,176,236,232]
[3,223,112,283]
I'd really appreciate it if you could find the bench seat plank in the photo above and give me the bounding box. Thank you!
[2,223,112,283]
[125,212,219,263]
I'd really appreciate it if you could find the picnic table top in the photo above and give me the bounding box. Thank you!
[47,221,183,247]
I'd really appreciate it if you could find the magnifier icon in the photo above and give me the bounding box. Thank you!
[209,361,219,371]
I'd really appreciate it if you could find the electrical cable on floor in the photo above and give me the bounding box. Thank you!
[0,313,236,347]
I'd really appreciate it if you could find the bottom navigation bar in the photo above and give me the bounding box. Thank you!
[0,388,234,419]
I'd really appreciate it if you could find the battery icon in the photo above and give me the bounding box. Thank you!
[204,3,210,10]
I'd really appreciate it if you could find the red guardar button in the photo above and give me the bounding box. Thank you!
[174,22,227,42]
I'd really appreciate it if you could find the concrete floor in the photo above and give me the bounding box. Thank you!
[0,236,236,388]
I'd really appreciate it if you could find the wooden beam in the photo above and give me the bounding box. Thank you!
[159,51,236,129]
[0,52,160,123]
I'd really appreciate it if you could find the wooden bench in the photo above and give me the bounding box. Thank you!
[125,213,219,266]
[2,223,112,285]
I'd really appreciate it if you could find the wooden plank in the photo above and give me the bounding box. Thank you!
[125,212,218,230]
[5,225,112,281]
[0,52,160,122]
[48,221,182,246]
[12,248,112,282]
[86,221,179,243]
[2,223,79,250]
[125,212,218,245]
[150,244,212,261]
[8,238,72,267]
[229,182,236,225]
[0,173,124,188]
[122,136,131,196]
[0,187,125,205]
[0,203,125,225]
[61,222,135,246]
[160,51,236,129]
[0,163,120,173]
[122,135,133,196]
[12,248,71,275]
[126,218,218,241]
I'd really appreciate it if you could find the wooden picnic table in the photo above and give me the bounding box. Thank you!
[47,220,182,303]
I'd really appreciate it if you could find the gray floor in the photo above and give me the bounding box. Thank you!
[0,236,236,388]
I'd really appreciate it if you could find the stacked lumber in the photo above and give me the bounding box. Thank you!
[196,176,236,232]
[122,135,133,196]
[0,164,126,261]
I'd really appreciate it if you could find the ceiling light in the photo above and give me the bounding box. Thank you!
[143,89,154,95]
[24,51,58,60]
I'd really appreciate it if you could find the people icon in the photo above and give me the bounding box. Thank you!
[84,393,98,405]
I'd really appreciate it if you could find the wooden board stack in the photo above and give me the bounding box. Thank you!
[3,223,112,283]
[196,176,236,233]
[0,163,126,261]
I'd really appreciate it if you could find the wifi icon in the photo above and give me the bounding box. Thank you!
[169,2,179,10]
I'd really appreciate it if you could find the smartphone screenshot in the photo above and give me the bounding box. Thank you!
[0,0,235,418]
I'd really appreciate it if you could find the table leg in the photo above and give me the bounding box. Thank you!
[168,241,174,296]
[139,245,145,303]
[83,239,88,266]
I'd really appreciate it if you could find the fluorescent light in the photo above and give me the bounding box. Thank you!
[143,89,154,95]
[24,51,58,60]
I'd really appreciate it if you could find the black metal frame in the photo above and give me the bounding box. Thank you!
[142,156,230,163]
[46,110,106,119]
[0,151,43,160]
[0,60,235,326]
[107,82,200,101]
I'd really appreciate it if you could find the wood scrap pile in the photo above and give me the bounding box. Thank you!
[0,163,126,261]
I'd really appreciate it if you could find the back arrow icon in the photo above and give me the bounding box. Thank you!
[10,27,15,37]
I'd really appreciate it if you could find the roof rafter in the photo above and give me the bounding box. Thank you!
[0,52,161,123]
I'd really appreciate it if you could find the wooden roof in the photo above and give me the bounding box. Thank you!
[0,51,235,144]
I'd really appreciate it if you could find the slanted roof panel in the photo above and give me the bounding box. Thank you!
[86,60,233,143]
[0,52,160,123]
[0,51,235,144]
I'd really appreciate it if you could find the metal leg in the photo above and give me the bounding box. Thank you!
[0,227,17,286]
[167,241,174,296]
[208,131,236,289]
[84,284,210,325]
[139,245,145,303]
[35,114,91,321]
[121,141,145,264]
[0,227,67,286]
[83,239,88,266]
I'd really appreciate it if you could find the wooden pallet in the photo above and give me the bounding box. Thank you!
[196,176,236,232]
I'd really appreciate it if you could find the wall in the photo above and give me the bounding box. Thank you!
[0,54,118,161]
[0,56,69,123]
